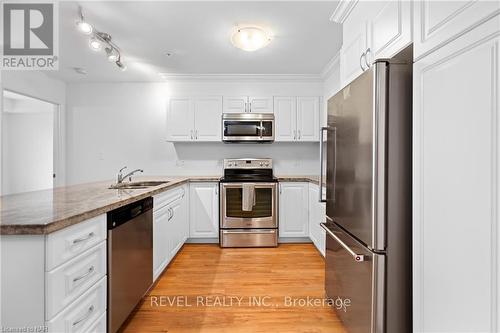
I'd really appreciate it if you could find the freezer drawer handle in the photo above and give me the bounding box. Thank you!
[320,223,366,262]
[222,230,276,234]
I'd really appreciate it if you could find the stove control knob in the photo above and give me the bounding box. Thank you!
[228,162,233,167]
[265,162,270,167]
[259,162,264,167]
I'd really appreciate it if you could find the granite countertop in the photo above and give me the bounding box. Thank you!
[277,175,321,185]
[0,175,319,235]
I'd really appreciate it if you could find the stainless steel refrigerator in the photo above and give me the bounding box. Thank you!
[319,57,412,333]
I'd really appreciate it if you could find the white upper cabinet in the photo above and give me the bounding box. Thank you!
[340,4,368,86]
[166,97,194,141]
[336,0,412,86]
[248,96,274,113]
[274,97,297,141]
[223,96,247,113]
[166,96,222,142]
[274,96,320,142]
[223,96,273,113]
[367,0,412,60]
[189,182,219,239]
[193,96,222,141]
[413,17,500,332]
[414,0,500,60]
[296,97,320,141]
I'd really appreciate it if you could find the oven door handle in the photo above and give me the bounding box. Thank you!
[222,230,276,234]
[320,223,367,262]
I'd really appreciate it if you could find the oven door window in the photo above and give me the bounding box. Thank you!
[261,121,273,137]
[224,121,261,137]
[225,187,273,218]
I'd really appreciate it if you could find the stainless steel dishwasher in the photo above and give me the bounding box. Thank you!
[107,197,153,333]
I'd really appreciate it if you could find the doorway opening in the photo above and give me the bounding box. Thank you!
[1,90,59,195]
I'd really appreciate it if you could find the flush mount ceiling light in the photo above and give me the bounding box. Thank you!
[231,26,272,52]
[76,6,126,71]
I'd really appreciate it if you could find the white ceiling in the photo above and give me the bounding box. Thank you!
[48,1,342,82]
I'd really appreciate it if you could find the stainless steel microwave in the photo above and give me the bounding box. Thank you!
[222,113,274,143]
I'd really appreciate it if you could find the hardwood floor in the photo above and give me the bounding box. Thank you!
[121,244,346,333]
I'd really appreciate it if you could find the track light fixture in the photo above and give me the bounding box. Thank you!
[76,6,126,71]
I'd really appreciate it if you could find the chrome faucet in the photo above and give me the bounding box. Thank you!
[117,166,144,184]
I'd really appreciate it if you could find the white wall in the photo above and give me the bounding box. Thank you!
[0,71,67,190]
[66,80,323,185]
[2,102,54,195]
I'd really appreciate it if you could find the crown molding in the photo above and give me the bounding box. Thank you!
[158,73,323,82]
[330,0,358,24]
[320,52,340,79]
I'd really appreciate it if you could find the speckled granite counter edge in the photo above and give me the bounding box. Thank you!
[1,176,319,235]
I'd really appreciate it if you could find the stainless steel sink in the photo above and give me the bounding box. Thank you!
[109,181,169,190]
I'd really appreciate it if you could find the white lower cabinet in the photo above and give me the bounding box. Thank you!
[413,17,500,332]
[189,182,219,238]
[308,184,326,256]
[47,276,106,333]
[46,242,107,319]
[278,182,309,238]
[153,185,188,281]
[0,215,108,332]
[153,205,171,280]
[86,311,106,333]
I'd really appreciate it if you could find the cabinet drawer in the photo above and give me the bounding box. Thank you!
[46,215,106,271]
[46,242,106,319]
[47,276,106,333]
[154,186,185,212]
[86,311,106,333]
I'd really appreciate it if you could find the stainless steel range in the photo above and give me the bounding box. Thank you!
[219,158,278,247]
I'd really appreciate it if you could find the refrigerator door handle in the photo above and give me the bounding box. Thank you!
[319,126,329,203]
[320,223,367,262]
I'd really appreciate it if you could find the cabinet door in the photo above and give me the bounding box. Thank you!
[274,97,297,142]
[340,3,368,86]
[413,19,499,332]
[414,1,500,60]
[248,96,273,113]
[166,97,194,141]
[279,182,309,237]
[308,184,326,256]
[169,199,183,259]
[193,96,222,141]
[189,183,219,238]
[223,96,247,113]
[367,0,412,60]
[153,206,171,281]
[296,97,320,142]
